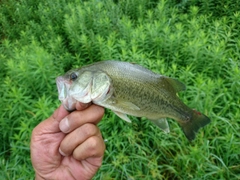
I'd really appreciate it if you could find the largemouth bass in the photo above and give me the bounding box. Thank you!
[56,60,210,140]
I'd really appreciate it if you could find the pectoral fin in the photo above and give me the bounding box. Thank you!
[116,101,140,111]
[150,118,170,133]
[112,110,132,123]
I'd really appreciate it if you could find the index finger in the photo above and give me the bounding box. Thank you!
[59,104,104,133]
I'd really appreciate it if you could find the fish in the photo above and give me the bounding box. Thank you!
[56,60,210,140]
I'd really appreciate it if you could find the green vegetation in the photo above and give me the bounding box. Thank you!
[0,0,239,179]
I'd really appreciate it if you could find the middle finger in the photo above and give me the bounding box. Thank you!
[59,123,101,156]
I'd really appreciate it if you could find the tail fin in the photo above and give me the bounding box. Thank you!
[179,110,211,141]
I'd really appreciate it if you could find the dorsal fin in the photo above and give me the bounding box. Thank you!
[165,77,186,93]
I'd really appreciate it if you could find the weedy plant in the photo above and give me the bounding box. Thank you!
[0,0,239,179]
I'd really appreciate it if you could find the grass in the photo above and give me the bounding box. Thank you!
[0,0,240,179]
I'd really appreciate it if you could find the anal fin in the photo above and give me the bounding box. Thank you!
[116,101,140,111]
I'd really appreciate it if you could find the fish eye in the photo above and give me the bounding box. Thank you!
[70,72,78,81]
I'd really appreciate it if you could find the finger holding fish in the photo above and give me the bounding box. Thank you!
[59,104,104,133]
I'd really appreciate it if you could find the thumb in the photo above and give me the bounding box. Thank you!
[52,104,70,123]
[35,105,70,134]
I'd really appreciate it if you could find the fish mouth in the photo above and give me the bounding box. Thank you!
[56,76,69,100]
[56,76,76,111]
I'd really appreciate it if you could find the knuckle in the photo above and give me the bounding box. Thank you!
[87,137,100,155]
[72,136,105,160]
[82,123,99,136]
[88,136,99,148]
[87,136,105,156]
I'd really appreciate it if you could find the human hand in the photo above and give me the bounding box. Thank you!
[30,103,105,180]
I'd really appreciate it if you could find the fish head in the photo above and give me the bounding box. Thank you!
[56,69,113,111]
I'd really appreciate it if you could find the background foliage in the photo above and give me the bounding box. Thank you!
[0,0,239,179]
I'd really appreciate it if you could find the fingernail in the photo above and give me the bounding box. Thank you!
[76,102,91,110]
[81,103,89,108]
[59,147,67,156]
[59,117,70,133]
